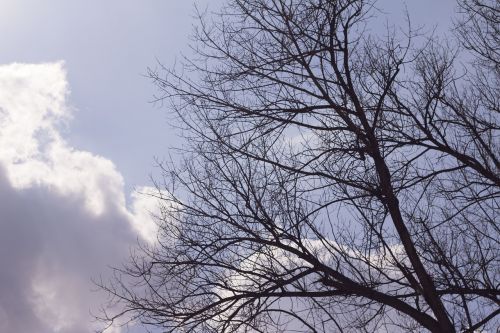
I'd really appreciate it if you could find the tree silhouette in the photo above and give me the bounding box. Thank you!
[100,0,499,332]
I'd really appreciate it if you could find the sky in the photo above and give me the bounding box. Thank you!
[0,0,455,332]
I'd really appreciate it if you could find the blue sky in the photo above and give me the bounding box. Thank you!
[0,0,456,332]
[0,0,453,191]
[0,0,213,190]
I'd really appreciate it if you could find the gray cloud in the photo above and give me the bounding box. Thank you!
[0,170,135,333]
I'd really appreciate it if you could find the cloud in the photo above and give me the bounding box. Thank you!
[0,62,159,332]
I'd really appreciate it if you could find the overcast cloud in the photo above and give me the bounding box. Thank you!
[0,62,157,333]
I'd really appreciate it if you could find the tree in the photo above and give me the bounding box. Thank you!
[99,0,499,332]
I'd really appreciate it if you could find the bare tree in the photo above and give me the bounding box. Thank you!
[99,0,499,332]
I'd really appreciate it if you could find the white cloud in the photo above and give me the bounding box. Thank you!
[128,186,163,244]
[0,62,162,332]
[0,62,125,215]
[211,237,410,331]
